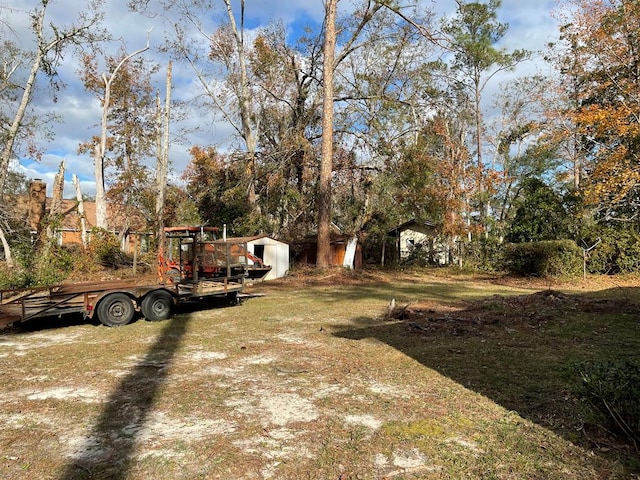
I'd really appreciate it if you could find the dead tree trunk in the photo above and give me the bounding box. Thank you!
[95,39,150,230]
[72,174,88,247]
[0,225,14,268]
[47,160,65,240]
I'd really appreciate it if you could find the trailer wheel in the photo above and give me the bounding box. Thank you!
[141,290,173,322]
[97,293,135,327]
[226,291,239,305]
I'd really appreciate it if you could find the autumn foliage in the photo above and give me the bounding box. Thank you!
[556,0,640,212]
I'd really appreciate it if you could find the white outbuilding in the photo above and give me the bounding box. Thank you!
[387,219,456,265]
[231,236,290,281]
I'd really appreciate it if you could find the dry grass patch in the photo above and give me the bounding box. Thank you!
[0,269,638,479]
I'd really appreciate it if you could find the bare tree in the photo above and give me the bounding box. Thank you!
[72,174,88,247]
[0,0,107,265]
[0,219,14,267]
[91,38,150,229]
[221,0,258,206]
[0,0,106,198]
[145,0,262,210]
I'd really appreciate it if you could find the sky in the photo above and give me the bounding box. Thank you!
[2,0,560,198]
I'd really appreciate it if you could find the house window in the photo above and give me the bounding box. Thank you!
[406,239,415,250]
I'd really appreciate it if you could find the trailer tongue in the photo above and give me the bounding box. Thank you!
[0,226,261,328]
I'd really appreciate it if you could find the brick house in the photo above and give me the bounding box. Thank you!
[16,180,151,254]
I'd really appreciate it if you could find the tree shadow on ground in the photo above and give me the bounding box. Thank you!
[0,312,100,333]
[333,287,640,463]
[58,314,190,480]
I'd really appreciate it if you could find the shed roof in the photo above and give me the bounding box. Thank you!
[387,219,437,237]
[224,235,289,245]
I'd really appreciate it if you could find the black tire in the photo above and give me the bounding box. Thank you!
[226,291,239,305]
[97,293,135,327]
[141,290,174,322]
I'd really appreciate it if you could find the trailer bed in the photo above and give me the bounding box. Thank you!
[1,227,252,328]
[0,277,245,328]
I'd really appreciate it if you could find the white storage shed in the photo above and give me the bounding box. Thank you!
[237,236,290,280]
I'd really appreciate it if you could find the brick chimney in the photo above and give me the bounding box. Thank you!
[28,179,47,233]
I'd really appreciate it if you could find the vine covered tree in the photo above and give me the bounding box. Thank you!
[505,177,570,243]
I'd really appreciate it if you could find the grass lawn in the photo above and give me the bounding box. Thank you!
[1,268,639,479]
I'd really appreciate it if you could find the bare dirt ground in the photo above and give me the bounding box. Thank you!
[1,269,639,479]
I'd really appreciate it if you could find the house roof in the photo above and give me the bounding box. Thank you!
[387,219,437,237]
[13,195,149,233]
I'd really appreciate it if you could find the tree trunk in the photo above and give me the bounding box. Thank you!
[94,143,108,230]
[224,0,257,207]
[47,160,65,239]
[72,174,88,247]
[317,0,337,268]
[155,60,172,242]
[474,72,488,237]
[0,224,14,268]
[95,41,150,231]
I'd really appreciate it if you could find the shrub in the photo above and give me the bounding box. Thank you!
[584,228,640,274]
[574,359,640,450]
[505,177,571,243]
[0,241,74,288]
[0,229,138,289]
[401,243,433,267]
[0,265,34,290]
[461,237,504,272]
[86,228,125,267]
[503,240,582,277]
[34,244,74,286]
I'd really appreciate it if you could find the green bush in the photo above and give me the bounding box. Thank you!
[0,241,74,289]
[461,237,504,272]
[401,243,445,267]
[505,177,570,243]
[574,359,640,450]
[0,266,34,290]
[503,240,582,277]
[86,228,125,267]
[0,229,136,290]
[584,228,640,274]
[34,245,74,285]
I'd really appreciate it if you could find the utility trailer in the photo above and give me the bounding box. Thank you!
[0,227,255,328]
